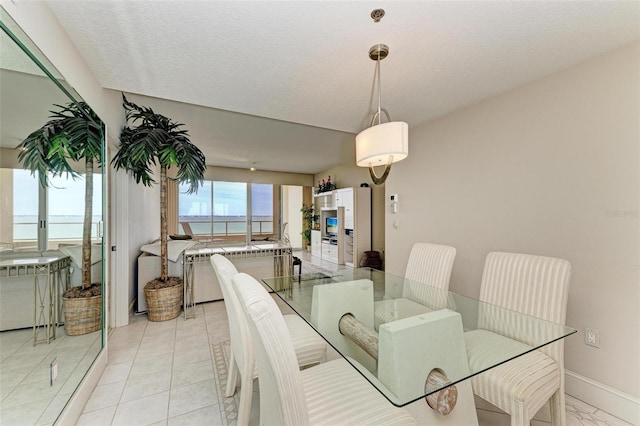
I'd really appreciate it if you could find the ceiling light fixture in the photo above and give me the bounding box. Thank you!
[355,43,408,185]
[355,10,408,185]
[250,162,256,171]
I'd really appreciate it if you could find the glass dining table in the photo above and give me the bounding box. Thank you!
[262,267,576,416]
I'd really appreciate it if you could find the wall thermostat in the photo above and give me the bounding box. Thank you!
[389,193,399,213]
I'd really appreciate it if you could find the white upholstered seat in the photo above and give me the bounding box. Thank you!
[374,242,456,330]
[231,272,417,426]
[210,255,327,426]
[465,251,571,426]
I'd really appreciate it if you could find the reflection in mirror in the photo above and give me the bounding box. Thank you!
[0,8,105,425]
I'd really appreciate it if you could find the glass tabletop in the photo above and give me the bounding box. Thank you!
[262,267,576,407]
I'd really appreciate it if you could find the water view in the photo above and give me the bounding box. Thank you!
[178,215,274,236]
[14,215,103,241]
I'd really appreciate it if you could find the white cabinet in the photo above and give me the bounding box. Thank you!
[335,188,354,230]
[344,233,355,266]
[314,191,336,209]
[345,187,370,267]
[312,187,371,267]
[321,241,338,263]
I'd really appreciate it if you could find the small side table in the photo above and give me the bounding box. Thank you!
[0,255,71,345]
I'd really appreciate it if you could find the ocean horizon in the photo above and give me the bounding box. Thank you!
[13,215,102,240]
[12,215,275,240]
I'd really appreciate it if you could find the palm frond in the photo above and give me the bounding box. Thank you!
[113,94,206,192]
[17,101,104,290]
[113,94,207,281]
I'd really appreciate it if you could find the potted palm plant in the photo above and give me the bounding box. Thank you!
[300,204,318,251]
[112,94,206,321]
[18,101,103,336]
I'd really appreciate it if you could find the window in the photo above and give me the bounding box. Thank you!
[214,181,247,237]
[251,183,274,236]
[11,169,39,246]
[178,180,276,242]
[3,168,103,249]
[47,173,103,244]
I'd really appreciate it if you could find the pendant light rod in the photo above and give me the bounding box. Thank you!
[377,51,382,126]
[370,44,389,128]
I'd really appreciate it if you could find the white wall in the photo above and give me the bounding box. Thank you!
[386,42,639,403]
[1,2,121,132]
[282,185,303,249]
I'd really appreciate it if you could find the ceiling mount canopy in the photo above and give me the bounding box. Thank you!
[356,39,409,185]
[370,8,385,23]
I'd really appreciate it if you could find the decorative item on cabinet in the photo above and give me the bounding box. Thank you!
[316,175,336,194]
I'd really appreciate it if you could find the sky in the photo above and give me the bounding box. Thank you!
[178,181,273,217]
[13,169,103,217]
[13,171,272,219]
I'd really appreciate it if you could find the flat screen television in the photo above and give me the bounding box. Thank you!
[326,217,338,235]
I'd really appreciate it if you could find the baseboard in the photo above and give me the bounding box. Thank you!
[566,369,640,425]
[56,348,107,425]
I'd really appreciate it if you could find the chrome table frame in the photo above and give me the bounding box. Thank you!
[183,242,292,319]
[0,255,71,345]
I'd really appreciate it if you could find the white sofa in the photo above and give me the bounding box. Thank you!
[136,241,288,313]
[59,244,103,289]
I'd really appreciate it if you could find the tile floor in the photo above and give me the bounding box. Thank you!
[79,304,228,426]
[78,253,633,426]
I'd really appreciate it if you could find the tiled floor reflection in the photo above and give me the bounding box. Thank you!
[78,252,632,426]
[0,325,101,425]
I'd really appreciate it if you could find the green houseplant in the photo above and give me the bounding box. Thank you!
[18,101,103,335]
[112,94,206,321]
[300,204,318,250]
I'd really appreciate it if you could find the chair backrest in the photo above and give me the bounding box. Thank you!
[232,273,309,426]
[403,243,457,305]
[478,251,571,362]
[210,255,253,377]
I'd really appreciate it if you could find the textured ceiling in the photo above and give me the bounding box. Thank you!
[43,0,639,173]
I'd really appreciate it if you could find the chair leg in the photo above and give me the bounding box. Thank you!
[510,402,530,426]
[236,372,254,426]
[550,390,566,426]
[225,353,239,397]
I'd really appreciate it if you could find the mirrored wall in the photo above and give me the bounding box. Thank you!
[0,8,105,425]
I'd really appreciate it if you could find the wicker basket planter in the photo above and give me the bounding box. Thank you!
[144,277,183,322]
[62,294,102,336]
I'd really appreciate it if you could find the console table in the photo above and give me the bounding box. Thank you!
[0,255,71,345]
[182,242,292,319]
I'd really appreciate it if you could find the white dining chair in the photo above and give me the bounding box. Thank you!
[374,242,456,329]
[210,254,327,426]
[231,272,417,426]
[465,251,571,426]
